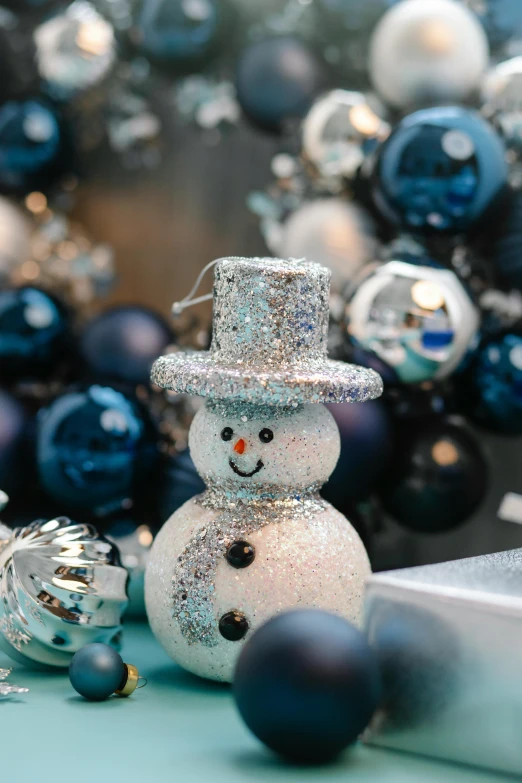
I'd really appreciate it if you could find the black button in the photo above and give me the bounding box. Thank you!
[226,540,255,569]
[219,611,249,641]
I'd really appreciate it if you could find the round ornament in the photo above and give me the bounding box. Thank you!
[0,197,31,283]
[235,37,325,134]
[469,333,522,434]
[0,390,27,496]
[302,90,390,179]
[69,643,126,700]
[379,417,488,532]
[279,199,378,290]
[35,1,117,102]
[234,609,381,763]
[80,306,173,387]
[0,98,71,195]
[369,0,489,110]
[36,385,158,516]
[371,106,508,233]
[482,56,522,152]
[490,190,522,290]
[347,259,480,385]
[133,0,229,71]
[0,286,71,381]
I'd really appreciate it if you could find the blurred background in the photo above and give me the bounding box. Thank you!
[2,0,522,613]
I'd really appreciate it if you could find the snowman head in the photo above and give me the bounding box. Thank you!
[189,401,340,496]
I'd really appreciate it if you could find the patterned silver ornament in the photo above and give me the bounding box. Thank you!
[482,57,522,151]
[346,259,479,385]
[0,515,128,668]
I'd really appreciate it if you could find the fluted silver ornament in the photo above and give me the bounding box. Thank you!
[0,514,128,668]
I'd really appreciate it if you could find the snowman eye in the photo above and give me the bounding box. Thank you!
[221,427,233,441]
[259,428,273,443]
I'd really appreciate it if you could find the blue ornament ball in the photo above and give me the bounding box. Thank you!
[235,37,325,134]
[0,286,71,381]
[234,609,381,763]
[37,385,158,516]
[322,400,393,507]
[0,98,71,195]
[372,106,508,233]
[0,389,27,495]
[490,191,522,290]
[469,333,522,434]
[80,306,173,387]
[134,0,230,71]
[69,643,126,701]
[379,417,488,532]
[159,448,205,521]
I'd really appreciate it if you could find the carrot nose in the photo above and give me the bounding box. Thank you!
[234,438,246,455]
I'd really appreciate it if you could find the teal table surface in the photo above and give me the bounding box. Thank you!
[0,621,511,783]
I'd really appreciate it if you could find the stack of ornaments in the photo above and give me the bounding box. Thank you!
[246,0,522,562]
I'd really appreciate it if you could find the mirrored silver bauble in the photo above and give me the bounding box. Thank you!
[482,56,522,150]
[0,515,128,668]
[302,90,390,178]
[0,198,31,284]
[279,198,378,291]
[35,1,117,101]
[369,0,489,109]
[347,259,479,384]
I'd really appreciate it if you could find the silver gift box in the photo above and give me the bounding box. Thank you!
[365,549,522,777]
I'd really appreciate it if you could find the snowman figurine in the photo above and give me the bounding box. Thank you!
[146,257,383,682]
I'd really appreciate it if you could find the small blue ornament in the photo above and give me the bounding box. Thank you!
[0,98,70,195]
[234,609,381,763]
[470,333,522,434]
[37,385,158,516]
[69,643,144,700]
[80,306,173,387]
[235,37,325,134]
[372,106,508,233]
[0,286,71,381]
[135,0,229,70]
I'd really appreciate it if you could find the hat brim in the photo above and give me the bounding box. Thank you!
[151,352,383,406]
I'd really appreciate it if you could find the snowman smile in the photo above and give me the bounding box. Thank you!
[229,459,264,478]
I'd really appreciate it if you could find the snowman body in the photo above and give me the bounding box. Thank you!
[145,401,371,682]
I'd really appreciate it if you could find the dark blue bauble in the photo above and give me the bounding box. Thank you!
[135,0,231,71]
[0,287,71,381]
[0,389,27,495]
[69,643,126,701]
[379,418,488,532]
[37,385,159,516]
[469,334,522,434]
[322,400,393,507]
[234,609,381,764]
[235,37,326,134]
[472,0,522,52]
[0,98,71,195]
[490,191,522,290]
[80,306,173,387]
[372,106,508,233]
[159,448,205,521]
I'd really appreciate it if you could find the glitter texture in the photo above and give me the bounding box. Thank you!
[151,257,383,405]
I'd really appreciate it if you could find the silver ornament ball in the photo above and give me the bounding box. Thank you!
[482,56,522,149]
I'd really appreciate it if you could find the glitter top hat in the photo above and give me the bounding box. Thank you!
[152,257,383,406]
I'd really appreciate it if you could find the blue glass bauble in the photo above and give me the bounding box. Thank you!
[37,385,159,516]
[69,644,126,701]
[159,448,205,521]
[372,106,508,233]
[135,0,230,71]
[0,98,70,195]
[0,389,27,496]
[0,286,71,381]
[322,400,393,506]
[379,418,488,532]
[80,306,173,387]
[469,334,522,434]
[234,609,381,763]
[235,37,325,134]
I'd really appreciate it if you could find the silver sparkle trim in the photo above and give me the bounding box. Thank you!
[0,668,28,699]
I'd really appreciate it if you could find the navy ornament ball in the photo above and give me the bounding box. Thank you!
[235,37,325,134]
[0,98,71,195]
[469,333,522,434]
[234,610,381,764]
[372,106,508,233]
[69,643,126,701]
[37,385,158,517]
[0,286,71,381]
[379,417,488,532]
[80,306,173,387]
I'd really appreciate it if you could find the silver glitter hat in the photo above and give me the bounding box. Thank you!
[152,257,383,406]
